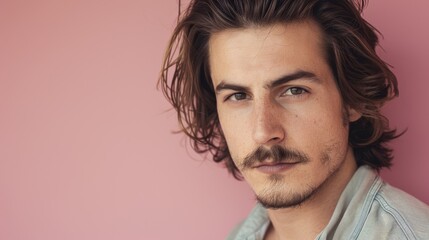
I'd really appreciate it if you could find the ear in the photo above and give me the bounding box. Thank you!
[348,106,362,122]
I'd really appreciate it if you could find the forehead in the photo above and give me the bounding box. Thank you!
[208,20,329,85]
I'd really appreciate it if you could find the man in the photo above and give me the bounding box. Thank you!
[159,0,429,239]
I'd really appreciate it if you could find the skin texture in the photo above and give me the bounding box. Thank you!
[209,21,361,239]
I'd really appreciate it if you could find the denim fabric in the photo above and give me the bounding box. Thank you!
[227,166,429,240]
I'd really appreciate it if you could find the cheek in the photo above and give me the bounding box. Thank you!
[217,108,252,158]
[292,102,348,145]
[217,108,238,141]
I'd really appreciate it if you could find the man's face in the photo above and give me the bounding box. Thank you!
[209,21,361,208]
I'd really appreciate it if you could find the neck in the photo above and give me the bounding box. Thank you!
[264,150,358,240]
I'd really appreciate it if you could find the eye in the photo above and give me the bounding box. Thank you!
[281,87,307,96]
[225,92,249,102]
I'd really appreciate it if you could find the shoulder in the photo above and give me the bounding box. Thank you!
[226,220,245,240]
[226,204,270,240]
[360,181,429,239]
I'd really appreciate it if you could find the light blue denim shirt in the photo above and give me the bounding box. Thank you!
[227,166,429,240]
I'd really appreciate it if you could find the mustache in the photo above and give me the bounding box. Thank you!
[239,145,309,170]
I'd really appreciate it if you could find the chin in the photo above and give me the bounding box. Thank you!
[254,181,319,209]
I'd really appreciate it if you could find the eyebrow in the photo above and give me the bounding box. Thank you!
[215,70,319,94]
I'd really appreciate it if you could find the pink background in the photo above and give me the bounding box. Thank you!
[0,1,428,239]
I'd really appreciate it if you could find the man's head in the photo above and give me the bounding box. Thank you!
[159,0,398,200]
[210,20,365,208]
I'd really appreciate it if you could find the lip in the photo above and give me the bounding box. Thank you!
[254,162,298,174]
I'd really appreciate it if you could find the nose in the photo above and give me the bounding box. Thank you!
[251,99,285,146]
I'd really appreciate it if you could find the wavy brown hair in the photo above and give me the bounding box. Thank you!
[159,0,399,179]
